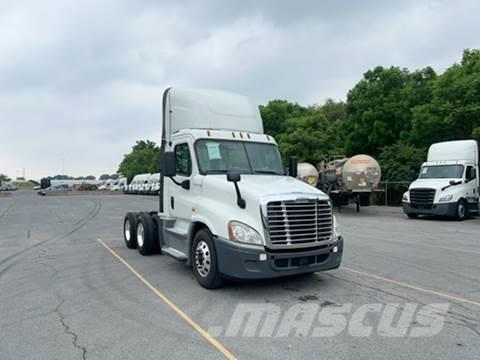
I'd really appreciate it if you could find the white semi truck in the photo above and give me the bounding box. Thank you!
[122,88,343,288]
[402,140,479,220]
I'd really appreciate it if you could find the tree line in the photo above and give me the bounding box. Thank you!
[119,48,480,183]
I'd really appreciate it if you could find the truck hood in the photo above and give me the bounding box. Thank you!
[409,178,461,190]
[194,175,329,240]
[236,175,326,198]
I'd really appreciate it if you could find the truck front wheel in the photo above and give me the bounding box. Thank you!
[455,200,467,221]
[192,230,224,289]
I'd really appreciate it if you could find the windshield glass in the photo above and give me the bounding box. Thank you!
[419,165,464,179]
[195,140,285,175]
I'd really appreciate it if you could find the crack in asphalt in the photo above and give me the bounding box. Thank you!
[0,200,101,278]
[55,295,87,360]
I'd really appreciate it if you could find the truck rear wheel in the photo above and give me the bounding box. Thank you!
[124,213,138,249]
[455,200,467,221]
[136,213,157,255]
[192,229,224,289]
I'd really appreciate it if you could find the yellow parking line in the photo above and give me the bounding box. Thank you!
[342,266,480,307]
[97,239,236,360]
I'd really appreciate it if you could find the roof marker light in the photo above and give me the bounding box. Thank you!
[232,132,235,138]
[239,133,243,139]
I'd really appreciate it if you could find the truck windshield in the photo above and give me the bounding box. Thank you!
[418,165,464,179]
[195,140,285,175]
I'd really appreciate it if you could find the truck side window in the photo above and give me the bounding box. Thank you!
[466,166,476,180]
[175,143,192,176]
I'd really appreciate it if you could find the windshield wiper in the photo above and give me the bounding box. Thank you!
[441,180,462,191]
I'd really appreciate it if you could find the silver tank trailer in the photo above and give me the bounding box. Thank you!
[319,154,381,192]
[297,162,319,186]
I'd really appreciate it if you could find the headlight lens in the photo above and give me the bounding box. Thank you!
[439,194,453,202]
[333,215,341,240]
[402,192,409,202]
[228,221,263,245]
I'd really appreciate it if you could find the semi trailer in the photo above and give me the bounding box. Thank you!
[402,140,479,220]
[317,154,382,211]
[122,87,343,289]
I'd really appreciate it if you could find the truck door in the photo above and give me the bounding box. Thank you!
[465,165,478,210]
[165,139,196,254]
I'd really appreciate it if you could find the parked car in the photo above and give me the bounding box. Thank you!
[37,185,71,196]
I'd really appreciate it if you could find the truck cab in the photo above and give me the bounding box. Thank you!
[122,88,343,288]
[402,140,479,220]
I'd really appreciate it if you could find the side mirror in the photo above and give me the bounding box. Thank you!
[289,156,298,178]
[227,172,241,183]
[226,172,246,209]
[449,180,457,185]
[163,152,177,177]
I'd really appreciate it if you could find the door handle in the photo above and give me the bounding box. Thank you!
[170,196,175,210]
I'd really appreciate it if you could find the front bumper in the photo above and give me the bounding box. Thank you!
[402,202,457,217]
[214,236,343,280]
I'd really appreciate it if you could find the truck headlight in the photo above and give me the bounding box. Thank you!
[333,215,341,241]
[402,192,409,202]
[228,221,263,245]
[438,194,453,202]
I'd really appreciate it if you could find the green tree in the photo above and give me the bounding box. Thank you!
[344,66,436,156]
[277,108,342,165]
[411,49,480,146]
[0,174,11,182]
[118,140,160,182]
[472,127,480,141]
[99,174,110,180]
[377,142,426,182]
[260,100,308,139]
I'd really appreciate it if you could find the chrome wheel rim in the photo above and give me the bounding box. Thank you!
[137,222,144,247]
[125,220,131,241]
[195,240,211,277]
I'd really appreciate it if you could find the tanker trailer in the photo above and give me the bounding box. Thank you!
[297,162,319,187]
[317,154,382,211]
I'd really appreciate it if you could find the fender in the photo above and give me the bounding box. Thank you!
[186,215,218,266]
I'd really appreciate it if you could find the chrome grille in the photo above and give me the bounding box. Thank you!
[266,199,332,247]
[410,188,436,207]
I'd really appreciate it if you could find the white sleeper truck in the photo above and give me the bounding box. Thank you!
[123,88,343,288]
[402,140,479,220]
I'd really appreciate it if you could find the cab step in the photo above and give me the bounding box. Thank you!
[161,247,187,262]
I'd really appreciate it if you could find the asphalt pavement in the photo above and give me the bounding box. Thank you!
[0,190,479,359]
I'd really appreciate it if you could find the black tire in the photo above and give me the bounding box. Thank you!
[191,229,224,289]
[123,213,138,249]
[455,199,467,221]
[136,213,157,255]
[407,213,418,219]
